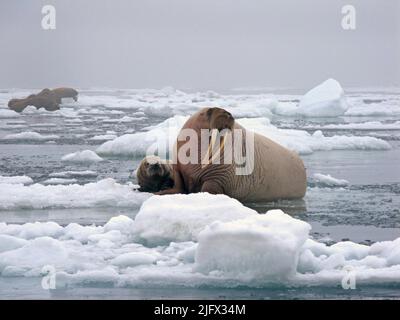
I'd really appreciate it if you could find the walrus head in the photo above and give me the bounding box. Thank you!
[201,107,235,168]
[206,107,234,131]
[136,155,174,192]
[8,99,28,113]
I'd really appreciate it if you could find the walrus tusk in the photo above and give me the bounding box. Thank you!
[209,134,226,164]
[201,129,218,168]
[201,129,227,168]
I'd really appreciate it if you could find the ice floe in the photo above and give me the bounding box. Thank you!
[0,175,33,185]
[61,150,104,163]
[97,115,391,157]
[312,173,349,187]
[43,178,78,185]
[0,178,150,210]
[132,194,256,246]
[305,121,400,130]
[0,109,19,118]
[48,171,98,179]
[0,193,398,288]
[2,131,59,141]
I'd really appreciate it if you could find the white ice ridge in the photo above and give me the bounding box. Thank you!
[97,116,391,157]
[61,150,104,163]
[312,173,349,187]
[0,178,151,210]
[304,121,400,131]
[0,175,33,185]
[1,131,59,141]
[0,193,399,288]
[0,109,20,118]
[297,79,349,117]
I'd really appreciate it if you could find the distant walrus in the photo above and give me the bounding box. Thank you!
[8,87,78,112]
[136,155,174,192]
[8,88,59,112]
[157,107,307,202]
[52,87,78,103]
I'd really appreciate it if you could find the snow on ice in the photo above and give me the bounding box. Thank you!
[0,193,399,288]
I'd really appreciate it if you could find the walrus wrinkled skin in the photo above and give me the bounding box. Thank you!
[136,155,174,193]
[158,107,307,202]
[8,87,78,112]
[52,87,78,103]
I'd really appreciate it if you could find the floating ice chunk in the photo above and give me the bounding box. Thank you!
[0,221,63,240]
[43,178,78,185]
[305,121,400,131]
[104,215,135,235]
[226,99,276,118]
[89,134,118,141]
[0,235,29,253]
[0,175,33,185]
[62,223,104,243]
[97,115,187,157]
[0,178,150,210]
[0,109,19,118]
[61,150,104,163]
[345,102,400,117]
[195,210,311,281]
[237,118,391,155]
[97,114,391,157]
[111,252,157,267]
[2,131,59,141]
[49,170,98,178]
[132,193,257,246]
[313,173,349,187]
[0,237,68,275]
[297,79,350,117]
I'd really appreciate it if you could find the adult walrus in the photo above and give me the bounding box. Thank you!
[157,107,307,202]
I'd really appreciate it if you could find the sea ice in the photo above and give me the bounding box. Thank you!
[0,178,150,210]
[312,173,349,187]
[61,150,104,163]
[0,175,33,185]
[2,131,59,141]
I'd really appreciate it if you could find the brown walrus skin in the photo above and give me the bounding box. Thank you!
[8,87,78,113]
[52,87,78,103]
[136,155,174,193]
[8,89,59,112]
[157,107,307,202]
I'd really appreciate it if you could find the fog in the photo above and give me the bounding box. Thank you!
[0,0,399,90]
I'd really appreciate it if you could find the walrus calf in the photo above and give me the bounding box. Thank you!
[158,107,307,202]
[136,155,174,192]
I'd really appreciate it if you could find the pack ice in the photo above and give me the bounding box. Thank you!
[0,193,399,288]
[97,116,390,157]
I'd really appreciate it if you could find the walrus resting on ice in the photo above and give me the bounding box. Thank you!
[157,107,307,202]
[136,155,174,192]
[8,87,78,112]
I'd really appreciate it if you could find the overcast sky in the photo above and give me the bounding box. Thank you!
[0,0,399,90]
